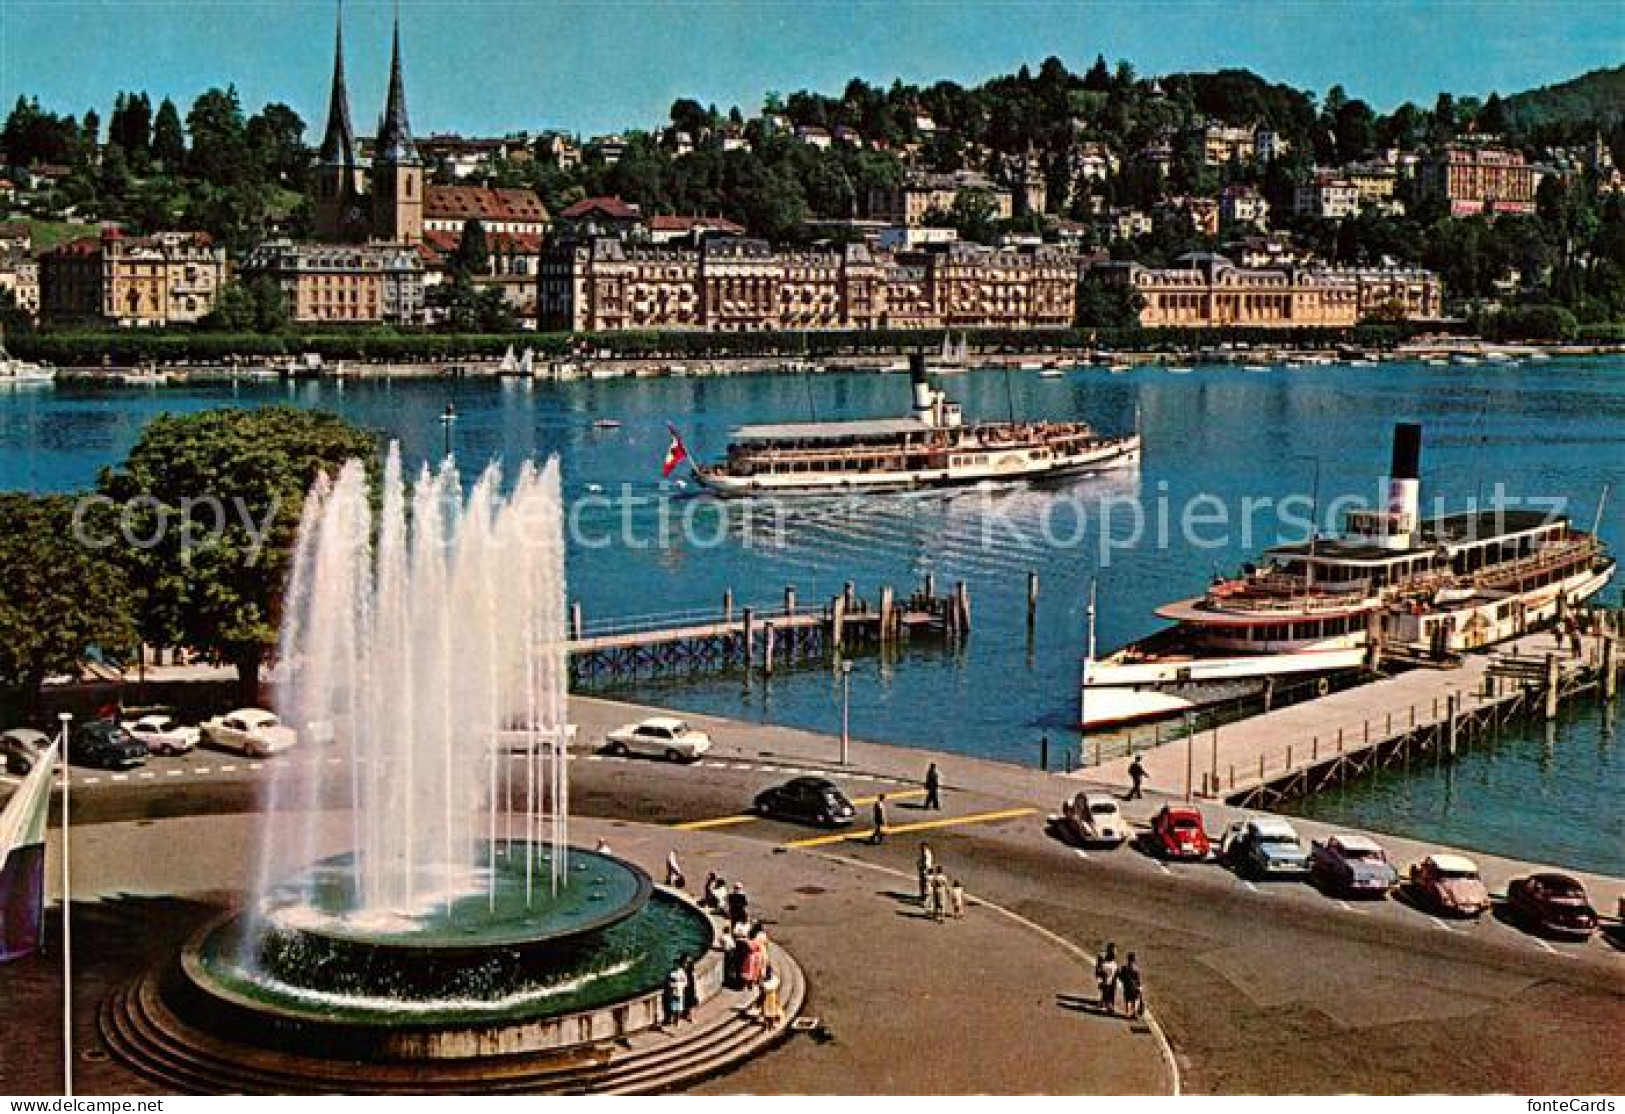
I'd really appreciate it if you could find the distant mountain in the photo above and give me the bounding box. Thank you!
[1504,66,1625,130]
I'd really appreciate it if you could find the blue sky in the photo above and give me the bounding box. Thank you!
[2,1,1620,139]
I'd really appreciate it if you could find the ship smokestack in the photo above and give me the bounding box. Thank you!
[910,352,936,423]
[1384,422,1422,549]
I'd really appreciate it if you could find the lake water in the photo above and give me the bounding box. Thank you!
[2,357,1621,874]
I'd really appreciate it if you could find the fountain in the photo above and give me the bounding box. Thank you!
[101,448,775,1092]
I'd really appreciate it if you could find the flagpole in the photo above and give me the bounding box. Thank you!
[57,711,73,1098]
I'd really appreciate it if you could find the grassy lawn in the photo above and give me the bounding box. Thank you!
[3,217,103,251]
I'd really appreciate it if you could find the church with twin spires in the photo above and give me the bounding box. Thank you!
[311,7,424,246]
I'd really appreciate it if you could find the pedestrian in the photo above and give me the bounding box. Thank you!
[681,955,699,1022]
[664,963,689,1028]
[1095,943,1119,1015]
[706,873,729,912]
[758,963,784,1028]
[923,762,941,810]
[726,882,749,927]
[929,867,951,923]
[743,923,769,987]
[1127,756,1147,800]
[666,850,686,890]
[1118,953,1144,1020]
[595,837,613,855]
[916,843,935,900]
[1570,627,1583,657]
[871,794,888,844]
[949,877,966,919]
[724,921,750,988]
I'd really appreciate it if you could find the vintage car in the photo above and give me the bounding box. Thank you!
[1506,873,1598,941]
[1309,833,1399,898]
[200,708,297,757]
[69,720,148,770]
[120,713,200,756]
[1407,853,1491,918]
[753,777,857,828]
[1220,817,1311,879]
[603,717,712,762]
[1060,791,1128,846]
[1148,805,1211,860]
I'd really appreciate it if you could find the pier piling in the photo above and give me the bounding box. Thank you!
[723,589,734,622]
[763,623,776,675]
[1545,653,1561,719]
[1604,637,1618,700]
[1026,571,1039,629]
[569,601,582,641]
[743,607,755,668]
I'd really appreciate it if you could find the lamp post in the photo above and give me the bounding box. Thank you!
[440,401,458,460]
[839,660,853,766]
[57,711,72,1097]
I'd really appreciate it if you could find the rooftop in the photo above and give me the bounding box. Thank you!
[731,418,931,444]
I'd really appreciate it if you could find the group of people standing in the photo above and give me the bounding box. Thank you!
[1092,942,1145,1019]
[916,843,965,922]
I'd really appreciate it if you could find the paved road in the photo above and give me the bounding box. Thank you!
[8,697,1624,1094]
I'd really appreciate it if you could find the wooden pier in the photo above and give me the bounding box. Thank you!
[1085,615,1623,808]
[566,580,972,685]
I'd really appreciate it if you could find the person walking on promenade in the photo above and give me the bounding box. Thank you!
[1127,756,1147,800]
[664,963,689,1029]
[917,843,935,900]
[666,850,686,890]
[681,956,699,1022]
[871,794,888,844]
[929,868,951,923]
[1096,943,1120,1015]
[949,877,966,919]
[1118,953,1144,1020]
[758,963,784,1029]
[700,871,726,911]
[727,882,750,927]
[923,762,942,810]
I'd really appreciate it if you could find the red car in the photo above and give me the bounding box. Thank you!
[1506,873,1598,941]
[1149,805,1211,861]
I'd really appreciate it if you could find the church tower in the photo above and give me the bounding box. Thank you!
[371,16,424,246]
[312,2,366,242]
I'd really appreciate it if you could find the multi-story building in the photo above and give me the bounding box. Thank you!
[1192,123,1266,167]
[1220,185,1270,229]
[1156,196,1221,237]
[240,240,425,325]
[867,171,1015,227]
[539,236,1081,333]
[38,227,227,327]
[1094,252,1440,329]
[422,185,549,239]
[1341,162,1400,205]
[1102,208,1153,241]
[646,215,747,245]
[1294,176,1361,220]
[555,196,646,241]
[0,255,39,320]
[1418,144,1540,217]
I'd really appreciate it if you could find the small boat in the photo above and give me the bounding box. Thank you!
[589,365,624,380]
[1242,364,1271,372]
[1423,358,1448,366]
[1450,354,1480,366]
[0,325,55,384]
[592,418,623,430]
[1038,368,1066,379]
[1018,360,1044,371]
[1484,351,1513,363]
[118,364,171,387]
[1163,364,1194,374]
[1528,351,1552,361]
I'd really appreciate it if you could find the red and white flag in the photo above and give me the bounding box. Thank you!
[662,423,689,478]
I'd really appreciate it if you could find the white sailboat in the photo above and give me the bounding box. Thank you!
[498,345,519,375]
[934,332,969,374]
[518,347,535,377]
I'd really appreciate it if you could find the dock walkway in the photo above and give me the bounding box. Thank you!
[1084,628,1617,806]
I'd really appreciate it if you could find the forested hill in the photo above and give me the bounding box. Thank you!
[1505,66,1625,131]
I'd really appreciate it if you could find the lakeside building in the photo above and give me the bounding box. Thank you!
[1094,252,1441,329]
[240,240,425,325]
[867,171,1015,227]
[1418,144,1540,217]
[38,227,226,327]
[539,236,1079,333]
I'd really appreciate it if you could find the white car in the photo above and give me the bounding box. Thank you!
[1061,791,1128,845]
[120,713,200,756]
[201,708,297,757]
[603,717,712,762]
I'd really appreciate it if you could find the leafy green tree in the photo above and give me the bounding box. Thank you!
[245,102,307,186]
[245,274,289,333]
[97,408,377,703]
[1075,271,1144,327]
[201,280,258,331]
[0,494,137,711]
[186,85,249,188]
[450,218,490,276]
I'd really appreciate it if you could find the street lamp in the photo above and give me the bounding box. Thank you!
[56,711,72,1097]
[839,659,853,766]
[440,401,458,460]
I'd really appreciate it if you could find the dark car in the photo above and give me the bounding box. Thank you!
[753,777,857,828]
[1506,873,1598,941]
[2,728,51,775]
[69,720,148,770]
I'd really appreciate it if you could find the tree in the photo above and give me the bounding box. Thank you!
[1075,270,1144,328]
[449,218,490,276]
[245,102,307,186]
[200,279,258,331]
[97,408,377,703]
[0,494,137,711]
[1083,55,1113,93]
[186,85,249,187]
[152,97,186,168]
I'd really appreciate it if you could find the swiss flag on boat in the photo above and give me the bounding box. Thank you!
[662,423,689,478]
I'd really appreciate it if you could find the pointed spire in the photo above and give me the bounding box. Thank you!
[375,9,421,166]
[318,0,357,167]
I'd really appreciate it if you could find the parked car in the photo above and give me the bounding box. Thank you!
[1408,854,1491,918]
[1,728,51,775]
[200,708,297,757]
[753,777,857,827]
[1506,873,1598,941]
[69,720,148,770]
[603,717,712,762]
[1309,833,1398,898]
[1149,805,1211,860]
[120,713,200,756]
[1060,791,1128,846]
[1220,817,1311,879]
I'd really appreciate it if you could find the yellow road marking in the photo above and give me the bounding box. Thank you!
[672,788,925,831]
[781,806,1037,849]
